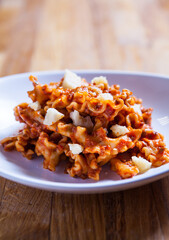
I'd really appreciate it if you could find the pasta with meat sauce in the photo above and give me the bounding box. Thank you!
[1,70,169,180]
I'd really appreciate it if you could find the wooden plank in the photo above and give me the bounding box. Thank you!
[0,181,52,240]
[103,191,126,239]
[152,177,169,239]
[31,0,99,71]
[50,193,106,240]
[0,1,21,75]
[103,185,164,240]
[123,185,163,240]
[134,0,169,74]
[0,177,6,204]
[1,0,45,76]
[88,0,146,70]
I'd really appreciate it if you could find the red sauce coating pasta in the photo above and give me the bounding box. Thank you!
[1,72,169,180]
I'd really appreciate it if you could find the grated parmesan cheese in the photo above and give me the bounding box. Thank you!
[68,143,84,154]
[91,76,108,85]
[110,124,129,137]
[62,70,82,89]
[132,156,152,173]
[28,101,41,111]
[97,93,113,101]
[43,108,64,125]
[132,104,142,115]
[70,110,93,129]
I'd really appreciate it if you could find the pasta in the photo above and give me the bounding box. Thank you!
[1,70,169,181]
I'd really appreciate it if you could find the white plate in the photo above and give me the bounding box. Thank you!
[0,70,169,193]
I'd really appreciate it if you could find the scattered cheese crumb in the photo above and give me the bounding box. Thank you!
[70,110,93,129]
[97,93,113,101]
[91,76,108,85]
[110,124,129,137]
[132,104,142,115]
[43,108,64,125]
[62,70,82,89]
[132,156,152,173]
[68,143,84,154]
[28,101,41,111]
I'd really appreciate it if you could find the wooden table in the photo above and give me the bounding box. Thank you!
[0,0,169,239]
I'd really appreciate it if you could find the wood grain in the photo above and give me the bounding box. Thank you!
[1,0,44,76]
[0,181,52,240]
[50,194,106,240]
[0,0,169,239]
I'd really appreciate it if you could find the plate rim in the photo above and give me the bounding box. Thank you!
[0,161,169,193]
[0,70,169,193]
[1,69,169,82]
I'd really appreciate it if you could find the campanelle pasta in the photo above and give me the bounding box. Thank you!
[1,71,169,180]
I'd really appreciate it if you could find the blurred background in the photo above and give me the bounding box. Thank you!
[1,0,169,77]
